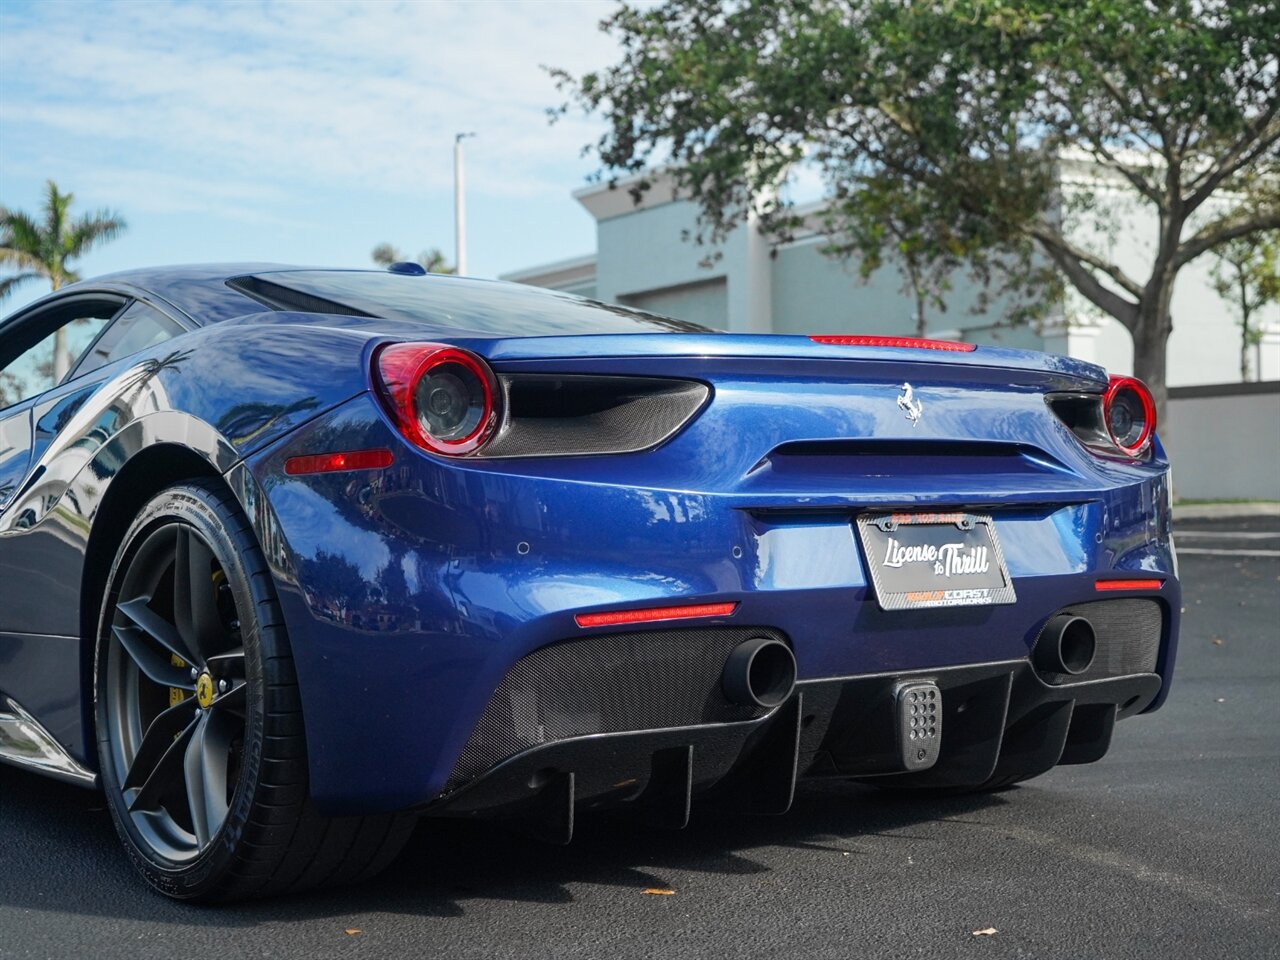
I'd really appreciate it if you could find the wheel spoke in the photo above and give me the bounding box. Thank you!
[117,596,197,667]
[173,526,225,664]
[183,715,212,848]
[128,711,199,813]
[122,699,200,792]
[112,625,196,690]
[209,679,248,717]
[192,710,234,849]
[206,646,245,677]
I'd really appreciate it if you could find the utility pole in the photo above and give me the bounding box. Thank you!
[454,132,476,276]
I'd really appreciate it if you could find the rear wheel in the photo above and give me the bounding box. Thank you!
[94,480,414,901]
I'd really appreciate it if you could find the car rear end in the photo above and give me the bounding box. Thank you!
[241,311,1177,829]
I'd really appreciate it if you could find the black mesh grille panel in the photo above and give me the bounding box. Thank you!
[447,627,781,789]
[1037,598,1164,684]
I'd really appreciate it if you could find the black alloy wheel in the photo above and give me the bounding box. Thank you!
[101,519,247,860]
[95,480,413,901]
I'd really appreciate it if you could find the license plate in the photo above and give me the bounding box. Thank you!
[856,512,1016,611]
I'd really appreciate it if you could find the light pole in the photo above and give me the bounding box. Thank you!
[454,132,476,276]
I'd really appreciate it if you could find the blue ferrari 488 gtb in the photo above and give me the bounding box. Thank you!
[0,265,1178,900]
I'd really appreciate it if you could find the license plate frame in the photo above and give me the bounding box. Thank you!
[856,512,1017,611]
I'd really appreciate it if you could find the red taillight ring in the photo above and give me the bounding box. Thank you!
[1103,375,1156,456]
[374,342,500,456]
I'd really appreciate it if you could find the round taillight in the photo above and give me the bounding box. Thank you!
[1103,375,1156,456]
[374,343,500,456]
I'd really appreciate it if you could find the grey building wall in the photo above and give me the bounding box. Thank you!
[1163,383,1280,500]
[619,277,728,330]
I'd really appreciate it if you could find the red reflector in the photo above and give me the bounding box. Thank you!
[1094,578,1164,592]
[575,601,738,629]
[285,449,394,476]
[809,334,977,352]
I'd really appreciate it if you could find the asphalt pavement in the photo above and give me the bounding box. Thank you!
[2,517,1277,959]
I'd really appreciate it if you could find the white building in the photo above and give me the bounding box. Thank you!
[502,165,1280,387]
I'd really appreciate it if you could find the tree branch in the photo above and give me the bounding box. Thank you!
[1028,222,1146,298]
[1031,231,1140,330]
[1175,208,1280,268]
[1185,111,1280,213]
[1045,89,1167,209]
[1097,74,1174,169]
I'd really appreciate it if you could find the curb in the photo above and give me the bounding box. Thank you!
[1173,502,1280,520]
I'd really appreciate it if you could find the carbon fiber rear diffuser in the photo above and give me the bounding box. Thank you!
[426,662,1160,843]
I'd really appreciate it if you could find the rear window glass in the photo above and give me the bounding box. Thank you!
[227,271,713,336]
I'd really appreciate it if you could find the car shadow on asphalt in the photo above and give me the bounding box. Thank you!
[0,764,1008,924]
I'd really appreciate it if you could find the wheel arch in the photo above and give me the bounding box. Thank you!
[78,434,241,764]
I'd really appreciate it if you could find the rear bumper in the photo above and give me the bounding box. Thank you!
[427,658,1161,840]
[240,394,1180,816]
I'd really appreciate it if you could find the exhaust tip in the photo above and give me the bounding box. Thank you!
[1036,614,1097,677]
[722,637,797,708]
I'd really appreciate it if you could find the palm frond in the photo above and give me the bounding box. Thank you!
[371,242,402,266]
[0,271,42,301]
[64,210,127,259]
[1,208,49,267]
[44,179,71,248]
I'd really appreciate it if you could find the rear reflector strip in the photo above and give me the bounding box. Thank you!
[809,334,977,352]
[285,448,394,475]
[575,602,739,629]
[1094,578,1165,592]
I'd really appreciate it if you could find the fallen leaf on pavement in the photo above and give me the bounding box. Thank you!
[643,888,676,895]
[972,928,998,937]
[1212,638,1224,646]
[344,929,361,936]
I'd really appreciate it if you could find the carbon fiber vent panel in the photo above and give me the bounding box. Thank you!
[447,627,782,789]
[1037,598,1163,684]
[482,375,708,458]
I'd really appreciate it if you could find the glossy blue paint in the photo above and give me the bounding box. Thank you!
[244,362,1178,814]
[0,264,1180,807]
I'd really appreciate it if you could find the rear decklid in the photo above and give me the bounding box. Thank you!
[461,332,1108,391]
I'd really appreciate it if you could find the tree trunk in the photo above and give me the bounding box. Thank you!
[1131,293,1174,442]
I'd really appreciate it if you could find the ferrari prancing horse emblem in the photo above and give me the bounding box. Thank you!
[897,382,923,426]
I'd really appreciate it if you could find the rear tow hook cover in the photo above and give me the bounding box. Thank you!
[895,681,942,772]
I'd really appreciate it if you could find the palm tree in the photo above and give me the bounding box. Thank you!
[371,243,454,274]
[1,179,127,378]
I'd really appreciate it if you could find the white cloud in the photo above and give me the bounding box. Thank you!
[0,0,622,217]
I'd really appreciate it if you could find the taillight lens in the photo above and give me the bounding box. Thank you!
[1103,376,1156,456]
[373,342,500,456]
[1047,375,1157,459]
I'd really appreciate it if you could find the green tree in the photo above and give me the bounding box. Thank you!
[371,243,454,274]
[553,0,1280,422]
[1,179,127,378]
[1210,232,1280,381]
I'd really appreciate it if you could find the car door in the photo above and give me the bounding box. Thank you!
[0,294,184,765]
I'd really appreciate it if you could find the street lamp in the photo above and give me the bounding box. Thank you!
[454,132,476,276]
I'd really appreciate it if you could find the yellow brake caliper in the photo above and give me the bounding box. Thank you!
[169,654,188,707]
[169,569,227,708]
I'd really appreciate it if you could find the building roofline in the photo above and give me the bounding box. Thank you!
[499,252,598,287]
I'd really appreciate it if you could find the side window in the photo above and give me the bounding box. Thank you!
[0,304,120,411]
[74,301,184,379]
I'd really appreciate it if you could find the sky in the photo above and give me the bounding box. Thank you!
[0,0,631,314]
